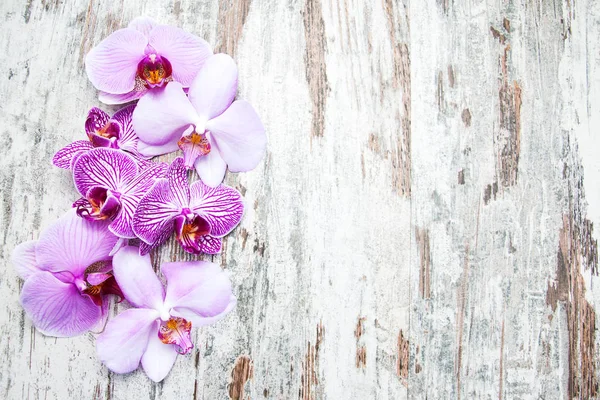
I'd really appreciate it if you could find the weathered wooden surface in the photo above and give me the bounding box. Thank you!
[1,0,599,399]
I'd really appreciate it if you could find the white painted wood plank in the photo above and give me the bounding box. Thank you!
[1,0,599,399]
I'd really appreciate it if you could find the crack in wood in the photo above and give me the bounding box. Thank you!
[492,20,521,188]
[217,0,252,56]
[299,321,324,400]
[354,317,367,369]
[498,317,505,400]
[461,108,471,127]
[302,0,329,139]
[547,214,599,398]
[415,227,431,299]
[448,65,455,88]
[458,169,465,185]
[545,134,599,398]
[483,182,498,205]
[228,355,254,400]
[455,244,470,400]
[78,0,97,66]
[396,329,409,386]
[383,0,411,197]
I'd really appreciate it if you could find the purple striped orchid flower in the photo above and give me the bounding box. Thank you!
[53,105,149,169]
[132,54,266,187]
[85,16,212,105]
[12,210,121,337]
[72,148,166,239]
[133,157,243,255]
[97,246,236,382]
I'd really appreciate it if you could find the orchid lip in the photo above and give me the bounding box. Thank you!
[174,214,211,255]
[88,120,122,149]
[178,130,211,169]
[158,317,194,355]
[80,273,124,307]
[137,53,173,88]
[76,187,122,221]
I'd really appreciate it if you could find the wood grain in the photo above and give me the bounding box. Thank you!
[1,0,600,399]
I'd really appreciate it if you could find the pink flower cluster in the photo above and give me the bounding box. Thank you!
[12,17,265,383]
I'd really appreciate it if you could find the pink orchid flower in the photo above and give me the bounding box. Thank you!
[72,148,166,239]
[85,16,212,105]
[132,54,266,187]
[97,246,236,382]
[12,210,121,337]
[133,157,244,255]
[52,105,149,170]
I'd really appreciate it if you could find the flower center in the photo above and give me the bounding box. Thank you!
[158,317,193,354]
[174,214,211,255]
[74,187,121,221]
[136,53,173,89]
[78,261,124,307]
[178,131,211,169]
[87,120,121,149]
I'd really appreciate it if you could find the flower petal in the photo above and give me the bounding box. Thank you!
[188,53,237,120]
[73,148,139,196]
[135,158,166,172]
[189,181,244,237]
[123,162,168,194]
[198,235,222,254]
[141,331,178,382]
[112,246,165,310]
[137,139,181,157]
[98,90,146,105]
[139,241,156,257]
[85,28,148,94]
[36,210,118,277]
[132,82,198,146]
[167,157,190,207]
[96,308,159,374]
[12,240,39,280]
[112,104,149,159]
[206,100,266,173]
[109,237,128,257]
[193,142,227,188]
[111,163,168,239]
[109,205,135,239]
[21,271,101,337]
[162,261,235,327]
[128,16,158,37]
[148,25,212,87]
[133,179,179,246]
[52,141,93,169]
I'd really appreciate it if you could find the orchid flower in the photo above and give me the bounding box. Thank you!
[97,246,236,382]
[133,157,243,255]
[72,148,166,239]
[12,210,121,337]
[132,53,266,187]
[53,105,149,169]
[85,16,212,105]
